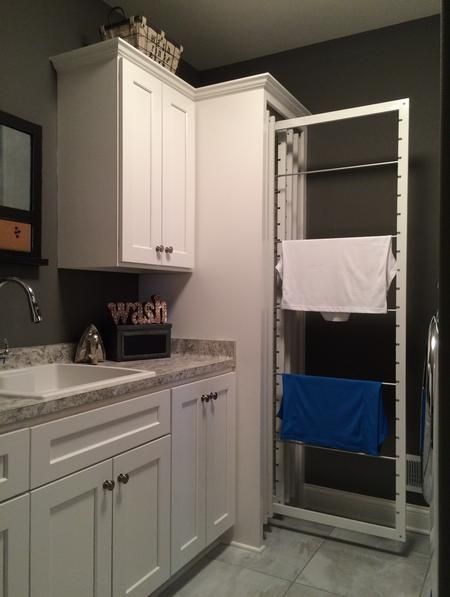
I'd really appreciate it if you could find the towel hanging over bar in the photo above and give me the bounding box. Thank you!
[276,236,398,320]
[275,374,398,387]
[278,373,389,456]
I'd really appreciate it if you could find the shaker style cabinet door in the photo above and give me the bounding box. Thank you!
[120,58,163,266]
[161,85,195,269]
[171,382,207,573]
[205,373,236,544]
[112,436,171,597]
[0,493,30,597]
[171,372,236,570]
[30,461,113,597]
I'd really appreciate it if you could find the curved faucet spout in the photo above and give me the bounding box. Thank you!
[0,277,42,323]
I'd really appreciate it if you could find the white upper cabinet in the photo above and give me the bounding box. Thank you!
[161,85,195,268]
[52,39,195,271]
[121,60,163,266]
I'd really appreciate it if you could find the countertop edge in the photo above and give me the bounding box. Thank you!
[0,357,235,431]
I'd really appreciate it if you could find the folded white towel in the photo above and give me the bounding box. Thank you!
[276,236,397,320]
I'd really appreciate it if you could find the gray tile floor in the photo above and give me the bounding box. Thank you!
[160,524,431,597]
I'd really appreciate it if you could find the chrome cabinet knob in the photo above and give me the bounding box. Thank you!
[155,244,164,253]
[103,479,115,491]
[118,473,129,485]
[165,246,173,254]
[201,394,210,403]
[212,392,218,400]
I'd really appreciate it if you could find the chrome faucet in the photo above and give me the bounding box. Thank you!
[0,277,42,323]
[0,277,42,364]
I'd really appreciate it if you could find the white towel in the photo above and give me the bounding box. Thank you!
[276,236,397,320]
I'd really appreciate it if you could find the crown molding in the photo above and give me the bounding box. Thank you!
[50,39,310,117]
[51,38,196,100]
[196,73,310,118]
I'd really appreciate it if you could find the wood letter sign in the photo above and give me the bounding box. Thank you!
[107,295,168,325]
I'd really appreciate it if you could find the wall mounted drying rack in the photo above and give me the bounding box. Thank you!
[267,98,409,543]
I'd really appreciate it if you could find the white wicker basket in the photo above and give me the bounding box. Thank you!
[100,8,183,74]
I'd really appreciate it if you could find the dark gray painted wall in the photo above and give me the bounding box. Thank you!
[200,17,440,501]
[0,0,199,348]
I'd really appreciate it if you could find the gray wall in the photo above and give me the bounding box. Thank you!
[200,16,440,500]
[0,0,198,348]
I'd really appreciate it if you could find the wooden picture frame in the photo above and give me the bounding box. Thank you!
[0,109,47,265]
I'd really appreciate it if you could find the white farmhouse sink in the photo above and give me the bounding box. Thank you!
[0,363,155,399]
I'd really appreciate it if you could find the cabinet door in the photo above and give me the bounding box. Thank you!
[206,373,236,544]
[171,381,206,573]
[112,436,170,597]
[0,493,29,597]
[121,58,163,265]
[0,428,29,502]
[161,85,195,268]
[30,460,113,597]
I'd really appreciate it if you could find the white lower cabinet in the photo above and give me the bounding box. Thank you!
[30,460,113,597]
[171,373,236,573]
[7,374,235,596]
[0,493,30,597]
[113,436,171,597]
[30,437,171,597]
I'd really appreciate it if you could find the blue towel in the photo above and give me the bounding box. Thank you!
[278,374,388,456]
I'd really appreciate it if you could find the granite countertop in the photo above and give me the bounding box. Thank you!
[0,339,235,429]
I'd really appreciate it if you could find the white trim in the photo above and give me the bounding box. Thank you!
[196,73,309,118]
[406,504,430,536]
[50,39,309,116]
[264,84,310,120]
[227,541,267,553]
[296,484,429,535]
[51,38,196,100]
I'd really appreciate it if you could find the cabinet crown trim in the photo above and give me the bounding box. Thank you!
[196,73,309,117]
[50,39,310,116]
[50,38,196,100]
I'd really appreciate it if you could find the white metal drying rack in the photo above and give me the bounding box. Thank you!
[269,99,409,542]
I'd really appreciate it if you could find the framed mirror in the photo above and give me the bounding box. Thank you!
[0,109,47,265]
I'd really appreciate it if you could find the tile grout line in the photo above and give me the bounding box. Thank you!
[291,534,327,585]
[209,552,300,584]
[280,580,295,597]
[209,530,331,584]
[295,582,340,596]
[417,559,432,597]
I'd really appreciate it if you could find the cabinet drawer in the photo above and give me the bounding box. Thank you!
[30,390,170,488]
[0,428,30,501]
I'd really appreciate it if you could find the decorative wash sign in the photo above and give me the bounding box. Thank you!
[107,295,168,325]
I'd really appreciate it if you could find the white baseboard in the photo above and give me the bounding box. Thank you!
[302,483,430,535]
[228,540,267,553]
[405,503,430,535]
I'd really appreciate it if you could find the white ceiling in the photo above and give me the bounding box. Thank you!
[104,0,440,70]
